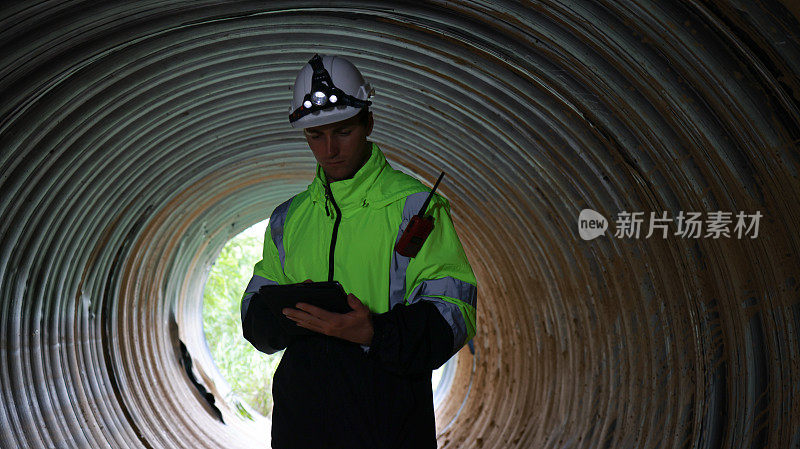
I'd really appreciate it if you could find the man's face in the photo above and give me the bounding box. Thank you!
[304,111,374,182]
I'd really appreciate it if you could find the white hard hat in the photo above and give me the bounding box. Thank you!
[289,54,374,128]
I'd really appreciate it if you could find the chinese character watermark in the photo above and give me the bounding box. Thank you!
[578,209,761,241]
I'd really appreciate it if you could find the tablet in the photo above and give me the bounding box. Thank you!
[255,281,350,336]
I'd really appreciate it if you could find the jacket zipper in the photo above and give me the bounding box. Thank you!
[324,181,341,282]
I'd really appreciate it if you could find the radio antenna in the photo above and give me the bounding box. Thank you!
[416,171,445,217]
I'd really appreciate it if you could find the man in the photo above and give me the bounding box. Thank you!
[241,54,477,448]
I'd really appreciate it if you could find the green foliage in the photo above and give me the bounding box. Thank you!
[202,226,282,418]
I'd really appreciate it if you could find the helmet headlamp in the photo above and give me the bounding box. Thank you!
[312,90,328,106]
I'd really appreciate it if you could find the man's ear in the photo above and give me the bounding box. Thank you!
[366,111,374,136]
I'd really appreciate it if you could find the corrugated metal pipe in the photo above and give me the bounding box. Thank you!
[1,1,799,448]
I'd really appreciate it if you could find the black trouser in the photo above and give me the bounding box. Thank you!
[270,335,437,449]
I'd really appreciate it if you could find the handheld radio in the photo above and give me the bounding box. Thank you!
[395,171,445,257]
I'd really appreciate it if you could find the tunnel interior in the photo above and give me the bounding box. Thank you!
[1,1,800,448]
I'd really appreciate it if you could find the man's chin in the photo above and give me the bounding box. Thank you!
[325,167,355,182]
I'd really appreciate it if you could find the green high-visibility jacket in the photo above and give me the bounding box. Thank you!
[241,142,477,448]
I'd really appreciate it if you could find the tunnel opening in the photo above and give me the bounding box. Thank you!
[200,219,282,421]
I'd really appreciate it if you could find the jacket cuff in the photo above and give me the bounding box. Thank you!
[366,312,392,358]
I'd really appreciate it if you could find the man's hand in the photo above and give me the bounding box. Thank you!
[282,290,374,346]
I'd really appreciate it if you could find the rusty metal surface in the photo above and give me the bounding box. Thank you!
[1,1,799,448]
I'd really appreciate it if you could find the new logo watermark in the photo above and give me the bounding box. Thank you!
[578,209,762,241]
[578,209,608,240]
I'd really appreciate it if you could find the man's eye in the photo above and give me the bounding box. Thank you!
[338,131,352,136]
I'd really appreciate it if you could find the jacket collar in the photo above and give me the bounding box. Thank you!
[308,141,386,214]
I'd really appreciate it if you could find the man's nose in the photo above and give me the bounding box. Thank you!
[322,135,339,157]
